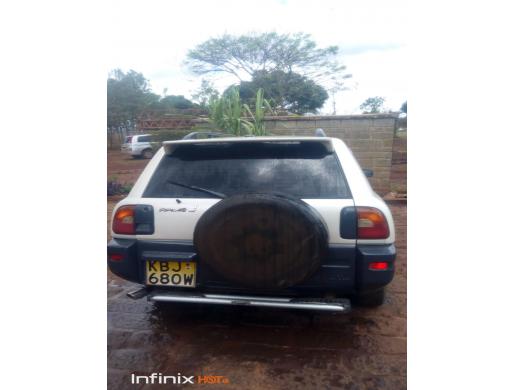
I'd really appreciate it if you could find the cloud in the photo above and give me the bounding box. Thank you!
[329,46,408,114]
[339,43,405,56]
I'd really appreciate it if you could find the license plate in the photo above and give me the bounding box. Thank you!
[146,260,196,287]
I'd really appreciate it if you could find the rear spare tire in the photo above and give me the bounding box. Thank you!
[194,194,328,289]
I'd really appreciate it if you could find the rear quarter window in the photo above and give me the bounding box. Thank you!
[137,135,151,142]
[143,142,351,199]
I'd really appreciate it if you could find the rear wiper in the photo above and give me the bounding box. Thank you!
[166,179,226,199]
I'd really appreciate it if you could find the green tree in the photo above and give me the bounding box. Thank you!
[327,73,351,115]
[360,96,386,114]
[235,70,328,114]
[107,69,159,130]
[158,95,196,110]
[185,32,349,83]
[192,79,220,108]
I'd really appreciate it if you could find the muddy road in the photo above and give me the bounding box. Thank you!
[107,151,407,389]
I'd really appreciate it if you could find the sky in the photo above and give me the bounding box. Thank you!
[108,0,407,114]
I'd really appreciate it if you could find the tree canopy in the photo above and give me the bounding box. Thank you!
[192,79,220,108]
[157,95,196,110]
[235,70,328,114]
[360,96,386,114]
[185,32,349,83]
[107,69,158,129]
[107,69,197,131]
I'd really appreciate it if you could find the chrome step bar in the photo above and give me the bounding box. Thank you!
[149,292,351,312]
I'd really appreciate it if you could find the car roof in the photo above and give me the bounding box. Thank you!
[162,136,336,155]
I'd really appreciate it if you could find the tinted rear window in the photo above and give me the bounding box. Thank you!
[143,142,350,199]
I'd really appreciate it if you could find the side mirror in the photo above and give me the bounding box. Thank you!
[363,169,374,178]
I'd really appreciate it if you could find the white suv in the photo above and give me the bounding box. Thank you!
[108,135,396,312]
[121,134,154,159]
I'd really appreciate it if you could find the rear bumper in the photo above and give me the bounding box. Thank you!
[356,244,396,293]
[107,239,395,296]
[148,291,351,312]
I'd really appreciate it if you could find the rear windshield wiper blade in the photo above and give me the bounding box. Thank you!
[166,179,226,199]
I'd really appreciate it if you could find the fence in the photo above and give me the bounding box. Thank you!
[263,114,398,195]
[106,113,399,195]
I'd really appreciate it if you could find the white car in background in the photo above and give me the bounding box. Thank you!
[121,134,154,159]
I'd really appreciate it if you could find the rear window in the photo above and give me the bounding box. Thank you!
[124,136,133,143]
[143,142,350,199]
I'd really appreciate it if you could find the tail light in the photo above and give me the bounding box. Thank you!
[369,261,389,270]
[109,253,124,262]
[112,205,135,234]
[112,204,155,235]
[357,207,389,239]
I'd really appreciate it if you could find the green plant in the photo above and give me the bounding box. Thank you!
[208,87,247,136]
[208,87,272,136]
[242,88,272,136]
[107,180,132,196]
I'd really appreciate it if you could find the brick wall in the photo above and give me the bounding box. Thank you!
[390,133,407,194]
[263,114,397,195]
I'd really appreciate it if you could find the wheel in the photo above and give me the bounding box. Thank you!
[194,193,328,289]
[142,149,153,159]
[353,288,385,307]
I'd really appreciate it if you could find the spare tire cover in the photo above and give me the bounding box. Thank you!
[193,193,328,289]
